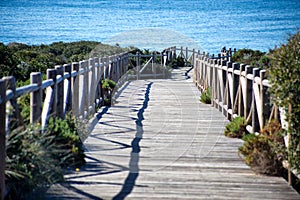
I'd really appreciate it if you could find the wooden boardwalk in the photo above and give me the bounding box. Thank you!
[46,68,299,200]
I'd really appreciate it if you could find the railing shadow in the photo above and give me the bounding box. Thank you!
[112,82,153,200]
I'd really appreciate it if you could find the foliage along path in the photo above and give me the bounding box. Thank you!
[46,67,299,200]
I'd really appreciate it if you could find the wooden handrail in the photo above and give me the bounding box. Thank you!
[0,51,132,198]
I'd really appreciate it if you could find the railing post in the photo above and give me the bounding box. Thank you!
[245,65,253,124]
[30,72,42,124]
[108,56,113,80]
[55,65,65,119]
[103,57,108,79]
[180,46,183,57]
[89,58,96,115]
[226,61,232,119]
[260,70,270,129]
[136,52,140,80]
[228,48,232,62]
[252,68,260,132]
[238,64,246,117]
[82,60,89,118]
[114,56,118,82]
[192,49,195,67]
[173,46,177,60]
[168,48,172,62]
[118,56,122,80]
[125,53,129,75]
[64,64,72,115]
[186,47,188,66]
[47,68,57,118]
[3,76,23,129]
[0,80,6,200]
[109,56,115,80]
[165,50,169,66]
[99,57,105,104]
[208,59,214,90]
[232,63,240,115]
[152,52,156,78]
[221,60,227,114]
[211,59,218,108]
[94,58,101,106]
[71,62,79,117]
[193,53,198,84]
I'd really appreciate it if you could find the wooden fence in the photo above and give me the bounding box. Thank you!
[163,46,294,184]
[128,52,167,79]
[0,49,174,199]
[162,46,284,134]
[192,51,279,133]
[191,48,294,184]
[0,52,131,199]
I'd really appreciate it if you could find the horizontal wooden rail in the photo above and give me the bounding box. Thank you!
[0,52,132,199]
[192,49,296,184]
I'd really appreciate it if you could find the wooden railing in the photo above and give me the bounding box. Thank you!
[0,52,130,199]
[192,51,280,133]
[0,49,177,199]
[191,49,297,184]
[128,52,167,79]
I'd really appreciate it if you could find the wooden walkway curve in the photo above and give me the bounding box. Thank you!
[46,68,299,200]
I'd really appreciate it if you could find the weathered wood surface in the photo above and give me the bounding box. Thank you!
[46,68,299,200]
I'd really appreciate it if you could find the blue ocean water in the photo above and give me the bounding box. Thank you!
[0,0,299,54]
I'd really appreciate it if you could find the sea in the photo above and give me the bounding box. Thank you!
[0,0,299,54]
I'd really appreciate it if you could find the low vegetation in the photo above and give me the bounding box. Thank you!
[239,121,285,176]
[102,78,116,106]
[268,30,300,174]
[224,116,247,138]
[0,41,129,85]
[168,56,186,68]
[5,115,85,199]
[231,48,271,69]
[225,31,300,180]
[200,88,211,104]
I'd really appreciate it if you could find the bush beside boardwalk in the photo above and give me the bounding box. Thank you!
[0,41,132,85]
[227,31,300,190]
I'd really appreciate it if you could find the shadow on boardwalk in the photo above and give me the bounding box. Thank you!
[113,82,152,200]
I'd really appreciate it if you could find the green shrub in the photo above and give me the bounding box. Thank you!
[269,30,300,173]
[224,116,247,138]
[5,115,86,199]
[102,78,116,106]
[169,56,186,68]
[46,116,86,168]
[238,121,285,176]
[102,78,116,91]
[200,88,211,104]
[5,125,64,199]
[232,48,269,69]
[0,41,128,84]
[17,94,30,125]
